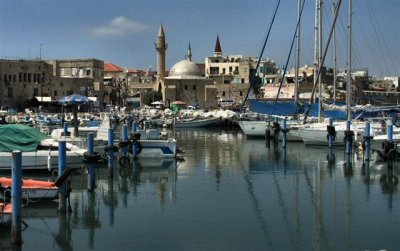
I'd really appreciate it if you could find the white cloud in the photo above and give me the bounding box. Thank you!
[89,16,149,37]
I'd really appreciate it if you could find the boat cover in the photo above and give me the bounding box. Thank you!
[249,99,300,116]
[0,124,49,152]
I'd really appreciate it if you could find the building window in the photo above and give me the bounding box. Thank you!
[222,68,226,74]
[3,74,6,82]
[12,75,16,82]
[210,67,219,75]
[7,87,12,97]
[19,72,22,82]
[222,91,226,96]
[229,66,232,73]
[28,73,31,83]
[241,78,245,84]
[184,85,188,90]
[192,85,196,90]
[23,73,27,82]
[240,91,243,96]
[86,69,91,76]
[61,68,66,76]
[54,90,58,96]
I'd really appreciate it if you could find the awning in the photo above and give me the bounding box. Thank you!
[35,96,52,102]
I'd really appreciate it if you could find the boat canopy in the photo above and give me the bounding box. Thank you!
[0,124,49,152]
[249,99,300,116]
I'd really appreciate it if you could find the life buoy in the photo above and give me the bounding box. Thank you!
[82,151,102,164]
[128,141,143,156]
[380,174,399,186]
[119,156,130,167]
[104,145,119,153]
[119,166,130,177]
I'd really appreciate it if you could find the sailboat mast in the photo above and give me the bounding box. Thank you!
[313,0,319,104]
[347,0,352,120]
[294,0,302,103]
[318,0,323,121]
[332,3,337,104]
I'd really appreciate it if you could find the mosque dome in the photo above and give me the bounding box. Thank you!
[168,60,202,78]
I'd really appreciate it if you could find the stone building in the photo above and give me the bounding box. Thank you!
[0,58,104,111]
[0,59,52,109]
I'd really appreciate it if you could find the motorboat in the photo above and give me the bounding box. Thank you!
[173,117,220,128]
[0,124,86,170]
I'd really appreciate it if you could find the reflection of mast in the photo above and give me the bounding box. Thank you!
[272,149,295,247]
[236,148,274,248]
[302,162,332,250]
[55,213,73,250]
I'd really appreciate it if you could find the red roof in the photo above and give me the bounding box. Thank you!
[127,68,143,74]
[104,62,124,72]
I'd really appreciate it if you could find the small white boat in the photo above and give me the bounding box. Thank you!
[173,117,220,128]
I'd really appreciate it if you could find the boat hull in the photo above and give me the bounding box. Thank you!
[0,150,85,170]
[174,117,219,128]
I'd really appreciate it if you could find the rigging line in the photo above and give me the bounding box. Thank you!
[366,0,397,75]
[242,0,281,110]
[365,0,393,75]
[353,14,383,75]
[303,0,343,123]
[270,0,306,116]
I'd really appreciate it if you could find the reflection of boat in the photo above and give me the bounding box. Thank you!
[135,159,177,170]
[173,117,219,128]
[22,201,59,218]
[0,177,58,201]
[0,124,86,170]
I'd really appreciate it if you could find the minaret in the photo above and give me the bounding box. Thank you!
[187,42,192,62]
[214,35,222,57]
[155,24,167,80]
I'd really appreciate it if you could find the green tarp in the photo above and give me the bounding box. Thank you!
[0,124,49,152]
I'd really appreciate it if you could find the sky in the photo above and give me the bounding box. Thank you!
[0,0,399,78]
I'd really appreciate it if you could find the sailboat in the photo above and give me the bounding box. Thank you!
[239,0,305,139]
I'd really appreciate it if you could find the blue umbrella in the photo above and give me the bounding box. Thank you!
[58,94,90,105]
[58,94,90,137]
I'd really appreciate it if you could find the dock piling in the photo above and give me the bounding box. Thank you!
[282,117,287,148]
[345,120,353,155]
[265,121,270,148]
[364,122,372,162]
[107,128,114,177]
[58,141,68,213]
[87,133,96,191]
[11,151,22,245]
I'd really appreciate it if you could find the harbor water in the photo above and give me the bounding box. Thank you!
[1,128,399,250]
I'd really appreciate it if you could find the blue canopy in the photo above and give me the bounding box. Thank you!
[58,94,90,105]
[249,99,300,116]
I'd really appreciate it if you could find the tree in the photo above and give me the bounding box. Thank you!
[142,90,162,106]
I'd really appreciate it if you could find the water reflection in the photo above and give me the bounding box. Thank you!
[9,129,400,250]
